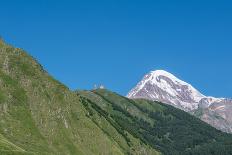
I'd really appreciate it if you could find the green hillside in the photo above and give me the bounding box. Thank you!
[0,39,232,155]
[0,39,158,155]
[77,89,232,155]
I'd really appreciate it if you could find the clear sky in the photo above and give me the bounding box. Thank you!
[1,0,232,97]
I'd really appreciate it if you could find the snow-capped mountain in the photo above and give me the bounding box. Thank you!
[127,70,232,133]
[127,70,222,111]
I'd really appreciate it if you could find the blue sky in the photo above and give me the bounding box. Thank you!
[1,0,232,97]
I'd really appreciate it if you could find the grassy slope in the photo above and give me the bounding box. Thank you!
[0,134,32,155]
[0,39,158,155]
[78,89,232,155]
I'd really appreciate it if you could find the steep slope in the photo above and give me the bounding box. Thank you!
[0,39,157,155]
[0,134,32,155]
[78,89,232,155]
[127,70,232,133]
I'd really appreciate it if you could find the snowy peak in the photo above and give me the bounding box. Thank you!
[127,70,220,111]
[127,69,232,133]
[150,70,188,85]
[150,70,205,101]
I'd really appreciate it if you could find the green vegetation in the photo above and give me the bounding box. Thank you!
[0,39,158,155]
[0,39,232,155]
[0,134,29,155]
[78,89,232,155]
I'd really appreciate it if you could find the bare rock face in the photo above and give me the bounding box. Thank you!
[197,99,232,133]
[127,70,232,133]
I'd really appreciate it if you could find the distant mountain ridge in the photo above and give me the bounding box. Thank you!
[127,70,232,133]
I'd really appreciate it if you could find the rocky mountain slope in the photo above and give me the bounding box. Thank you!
[127,70,232,133]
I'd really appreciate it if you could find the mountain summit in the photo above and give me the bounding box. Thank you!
[127,70,232,133]
[128,70,206,111]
